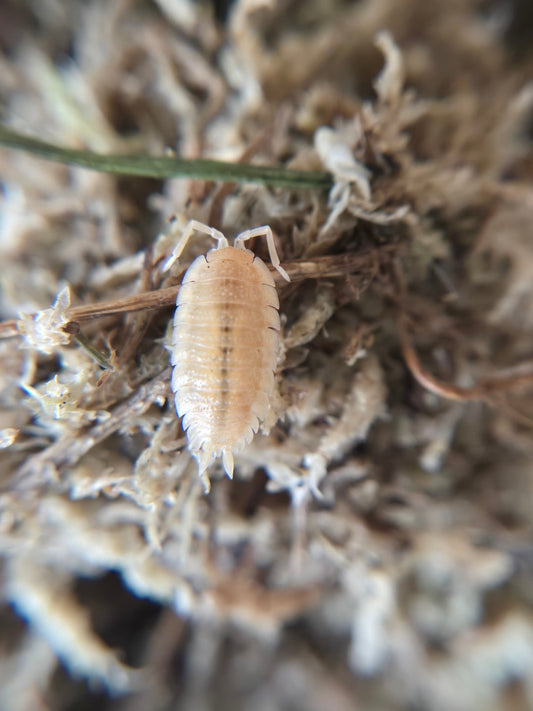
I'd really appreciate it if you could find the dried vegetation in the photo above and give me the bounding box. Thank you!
[1,0,533,709]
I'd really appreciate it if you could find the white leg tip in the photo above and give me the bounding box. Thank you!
[200,472,211,494]
[196,450,213,493]
[222,449,234,479]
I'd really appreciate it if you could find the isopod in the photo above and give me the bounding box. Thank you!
[164,219,290,491]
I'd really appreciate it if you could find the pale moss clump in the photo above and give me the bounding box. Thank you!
[1,1,533,710]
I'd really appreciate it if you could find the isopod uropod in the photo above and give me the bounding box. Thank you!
[164,219,290,491]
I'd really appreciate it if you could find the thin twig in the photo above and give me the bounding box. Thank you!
[394,261,533,411]
[0,249,399,339]
[114,248,156,370]
[398,316,480,401]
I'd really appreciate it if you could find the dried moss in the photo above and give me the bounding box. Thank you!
[1,1,533,709]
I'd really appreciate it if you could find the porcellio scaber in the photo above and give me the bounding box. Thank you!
[164,220,290,491]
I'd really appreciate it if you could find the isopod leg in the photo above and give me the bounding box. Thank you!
[222,449,234,480]
[234,226,290,282]
[195,448,213,493]
[162,219,228,272]
[195,447,233,491]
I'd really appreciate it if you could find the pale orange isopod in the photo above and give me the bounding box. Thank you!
[164,220,290,491]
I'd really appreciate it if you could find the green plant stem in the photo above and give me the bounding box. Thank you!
[74,332,114,371]
[0,125,332,190]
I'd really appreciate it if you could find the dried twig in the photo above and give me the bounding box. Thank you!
[0,249,398,340]
[113,248,157,370]
[394,262,533,414]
